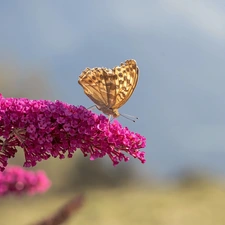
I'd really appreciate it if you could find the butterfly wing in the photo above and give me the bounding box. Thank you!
[78,67,117,109]
[112,59,139,109]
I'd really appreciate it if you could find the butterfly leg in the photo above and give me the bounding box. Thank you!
[108,115,115,123]
[87,105,97,110]
[107,115,113,131]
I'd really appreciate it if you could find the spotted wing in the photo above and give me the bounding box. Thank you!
[111,59,139,109]
[78,67,117,108]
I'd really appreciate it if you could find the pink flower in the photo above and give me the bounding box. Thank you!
[0,165,51,196]
[0,94,146,171]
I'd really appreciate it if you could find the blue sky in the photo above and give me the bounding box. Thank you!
[1,0,225,178]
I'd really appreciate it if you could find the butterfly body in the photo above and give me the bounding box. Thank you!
[78,59,139,118]
[96,105,120,118]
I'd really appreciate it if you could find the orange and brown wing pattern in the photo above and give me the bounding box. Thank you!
[112,59,139,109]
[78,59,139,116]
[78,67,110,108]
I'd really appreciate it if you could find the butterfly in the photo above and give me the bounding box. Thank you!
[78,59,139,120]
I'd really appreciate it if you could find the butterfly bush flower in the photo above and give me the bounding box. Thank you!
[0,94,146,171]
[0,165,51,196]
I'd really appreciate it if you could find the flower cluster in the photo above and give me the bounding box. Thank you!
[0,94,146,171]
[0,165,51,196]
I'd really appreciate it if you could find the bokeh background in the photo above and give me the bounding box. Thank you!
[1,1,225,224]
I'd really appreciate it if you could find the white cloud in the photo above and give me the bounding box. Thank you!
[110,0,225,40]
[164,0,225,39]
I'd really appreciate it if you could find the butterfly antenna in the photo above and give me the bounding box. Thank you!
[122,113,139,119]
[120,113,138,123]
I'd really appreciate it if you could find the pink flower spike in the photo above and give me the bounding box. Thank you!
[0,94,146,171]
[0,165,51,196]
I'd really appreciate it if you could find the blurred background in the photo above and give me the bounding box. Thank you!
[1,1,225,224]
